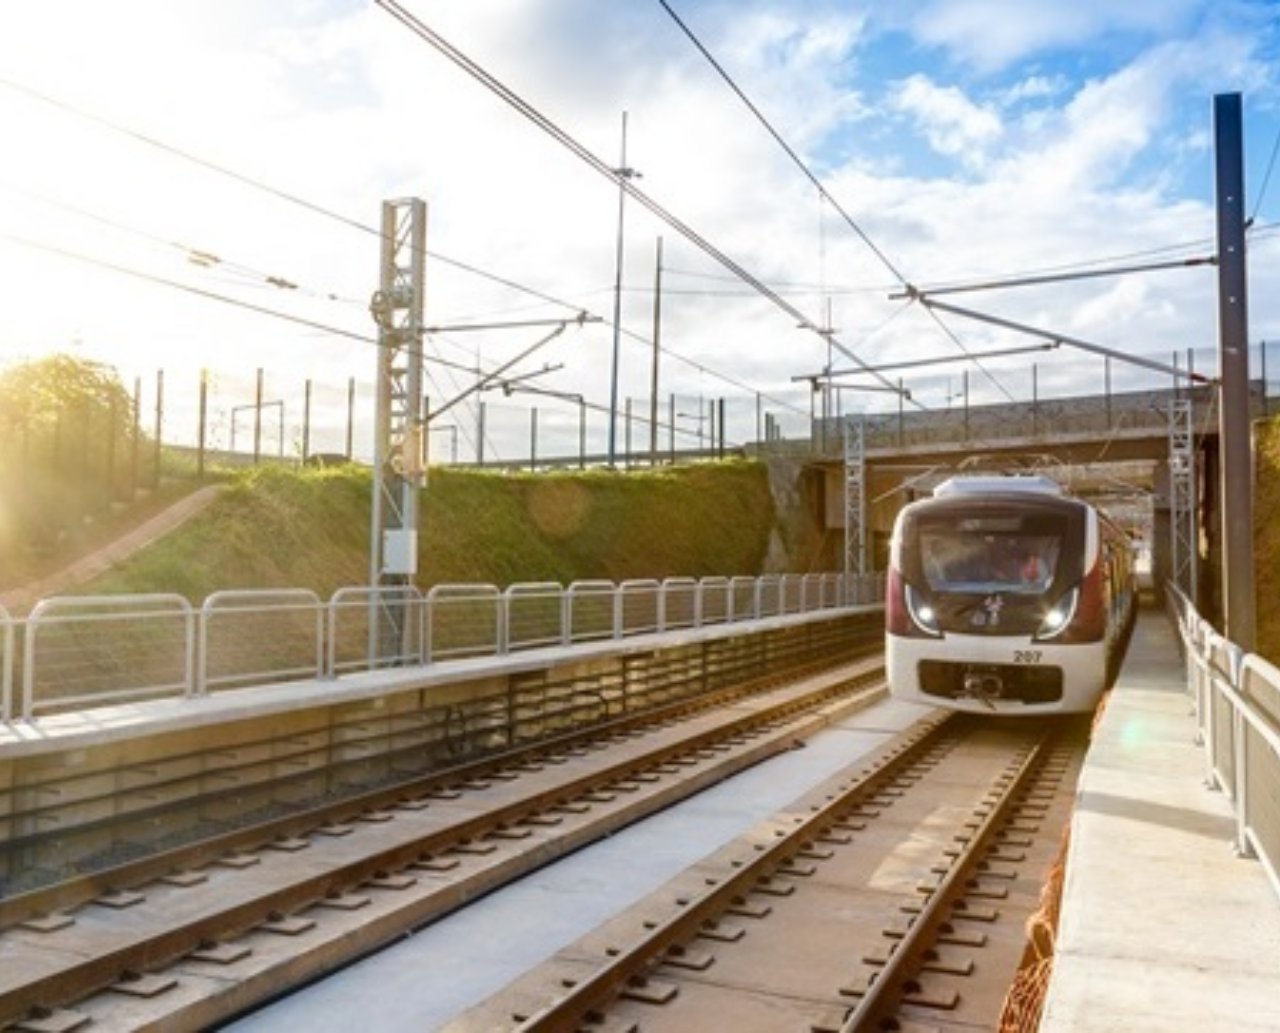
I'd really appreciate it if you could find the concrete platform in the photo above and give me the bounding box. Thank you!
[1040,612,1280,1032]
[0,608,872,758]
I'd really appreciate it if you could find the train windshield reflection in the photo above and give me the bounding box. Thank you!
[918,528,1062,595]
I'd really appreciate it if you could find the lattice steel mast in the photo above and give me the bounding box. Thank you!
[370,198,427,598]
[843,416,867,589]
[1167,397,1197,604]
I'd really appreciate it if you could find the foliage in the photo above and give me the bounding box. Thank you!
[85,460,782,600]
[0,353,133,434]
[0,354,143,564]
[1254,416,1280,665]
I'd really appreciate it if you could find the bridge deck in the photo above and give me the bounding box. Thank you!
[1040,612,1280,1031]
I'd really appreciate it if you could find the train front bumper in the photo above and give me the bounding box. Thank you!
[886,632,1107,713]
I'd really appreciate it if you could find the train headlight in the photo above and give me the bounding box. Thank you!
[1035,588,1078,641]
[906,584,941,637]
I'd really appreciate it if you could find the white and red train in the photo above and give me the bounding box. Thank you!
[885,475,1136,714]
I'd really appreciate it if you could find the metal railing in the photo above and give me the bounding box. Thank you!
[23,594,195,717]
[0,572,883,723]
[1,603,14,722]
[1170,586,1280,901]
[199,589,324,694]
[328,585,424,675]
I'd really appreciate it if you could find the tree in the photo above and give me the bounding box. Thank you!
[0,354,137,555]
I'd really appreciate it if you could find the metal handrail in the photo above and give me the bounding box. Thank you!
[618,579,661,638]
[199,589,323,694]
[0,603,12,722]
[0,571,883,724]
[660,577,699,631]
[424,583,501,662]
[328,585,424,675]
[504,582,565,652]
[564,580,616,645]
[1170,585,1280,901]
[23,593,195,719]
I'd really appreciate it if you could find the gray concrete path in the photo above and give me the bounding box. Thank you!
[0,484,222,612]
[1040,613,1280,1032]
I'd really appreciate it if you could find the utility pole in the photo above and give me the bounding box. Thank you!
[649,236,663,465]
[197,369,208,479]
[153,369,163,490]
[608,112,640,468]
[253,368,263,465]
[1213,93,1255,649]
[345,377,355,460]
[369,198,427,660]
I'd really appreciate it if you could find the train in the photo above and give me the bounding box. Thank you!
[885,474,1136,714]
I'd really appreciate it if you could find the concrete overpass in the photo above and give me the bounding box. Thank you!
[804,382,1274,620]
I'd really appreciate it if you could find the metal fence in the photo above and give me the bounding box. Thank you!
[1170,586,1280,902]
[1,572,885,722]
[1,603,14,723]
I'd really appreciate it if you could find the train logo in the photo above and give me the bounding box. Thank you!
[974,594,1004,628]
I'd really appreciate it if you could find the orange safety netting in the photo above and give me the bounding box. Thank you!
[997,688,1107,1032]
[997,823,1069,1033]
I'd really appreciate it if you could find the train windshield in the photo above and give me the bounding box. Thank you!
[916,514,1064,595]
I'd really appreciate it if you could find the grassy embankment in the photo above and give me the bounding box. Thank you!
[1254,417,1280,665]
[82,460,785,601]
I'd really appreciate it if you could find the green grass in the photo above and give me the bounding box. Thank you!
[1254,417,1280,665]
[83,460,783,601]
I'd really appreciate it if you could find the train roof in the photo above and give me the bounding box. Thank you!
[931,475,1063,498]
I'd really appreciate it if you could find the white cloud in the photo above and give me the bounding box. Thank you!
[891,75,1004,168]
[904,0,1204,72]
[0,0,1275,462]
[1002,75,1070,105]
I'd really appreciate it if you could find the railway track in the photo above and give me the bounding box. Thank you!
[0,656,888,1032]
[447,711,1088,1032]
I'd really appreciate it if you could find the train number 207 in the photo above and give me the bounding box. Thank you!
[1013,650,1043,664]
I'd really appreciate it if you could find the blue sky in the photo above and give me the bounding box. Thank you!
[0,0,1276,461]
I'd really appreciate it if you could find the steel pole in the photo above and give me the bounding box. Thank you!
[607,112,630,468]
[1214,92,1255,649]
[649,236,662,464]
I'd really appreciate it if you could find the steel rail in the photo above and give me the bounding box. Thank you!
[839,722,1060,1029]
[0,638,875,910]
[508,711,956,1031]
[4,633,835,852]
[0,664,886,1027]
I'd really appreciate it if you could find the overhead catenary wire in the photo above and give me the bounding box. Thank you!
[5,227,754,461]
[0,74,807,420]
[2,180,361,305]
[374,0,916,406]
[0,75,591,313]
[1250,125,1280,225]
[650,1,1016,404]
[0,231,561,385]
[891,254,1217,300]
[656,0,909,288]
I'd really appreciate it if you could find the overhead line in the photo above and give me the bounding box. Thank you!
[2,231,521,380]
[656,0,909,287]
[1250,125,1280,224]
[650,1,1012,404]
[0,75,584,315]
[920,296,1214,383]
[374,0,914,405]
[4,181,360,305]
[892,255,1216,299]
[0,73,805,417]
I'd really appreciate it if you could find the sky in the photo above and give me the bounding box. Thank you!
[0,0,1277,463]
